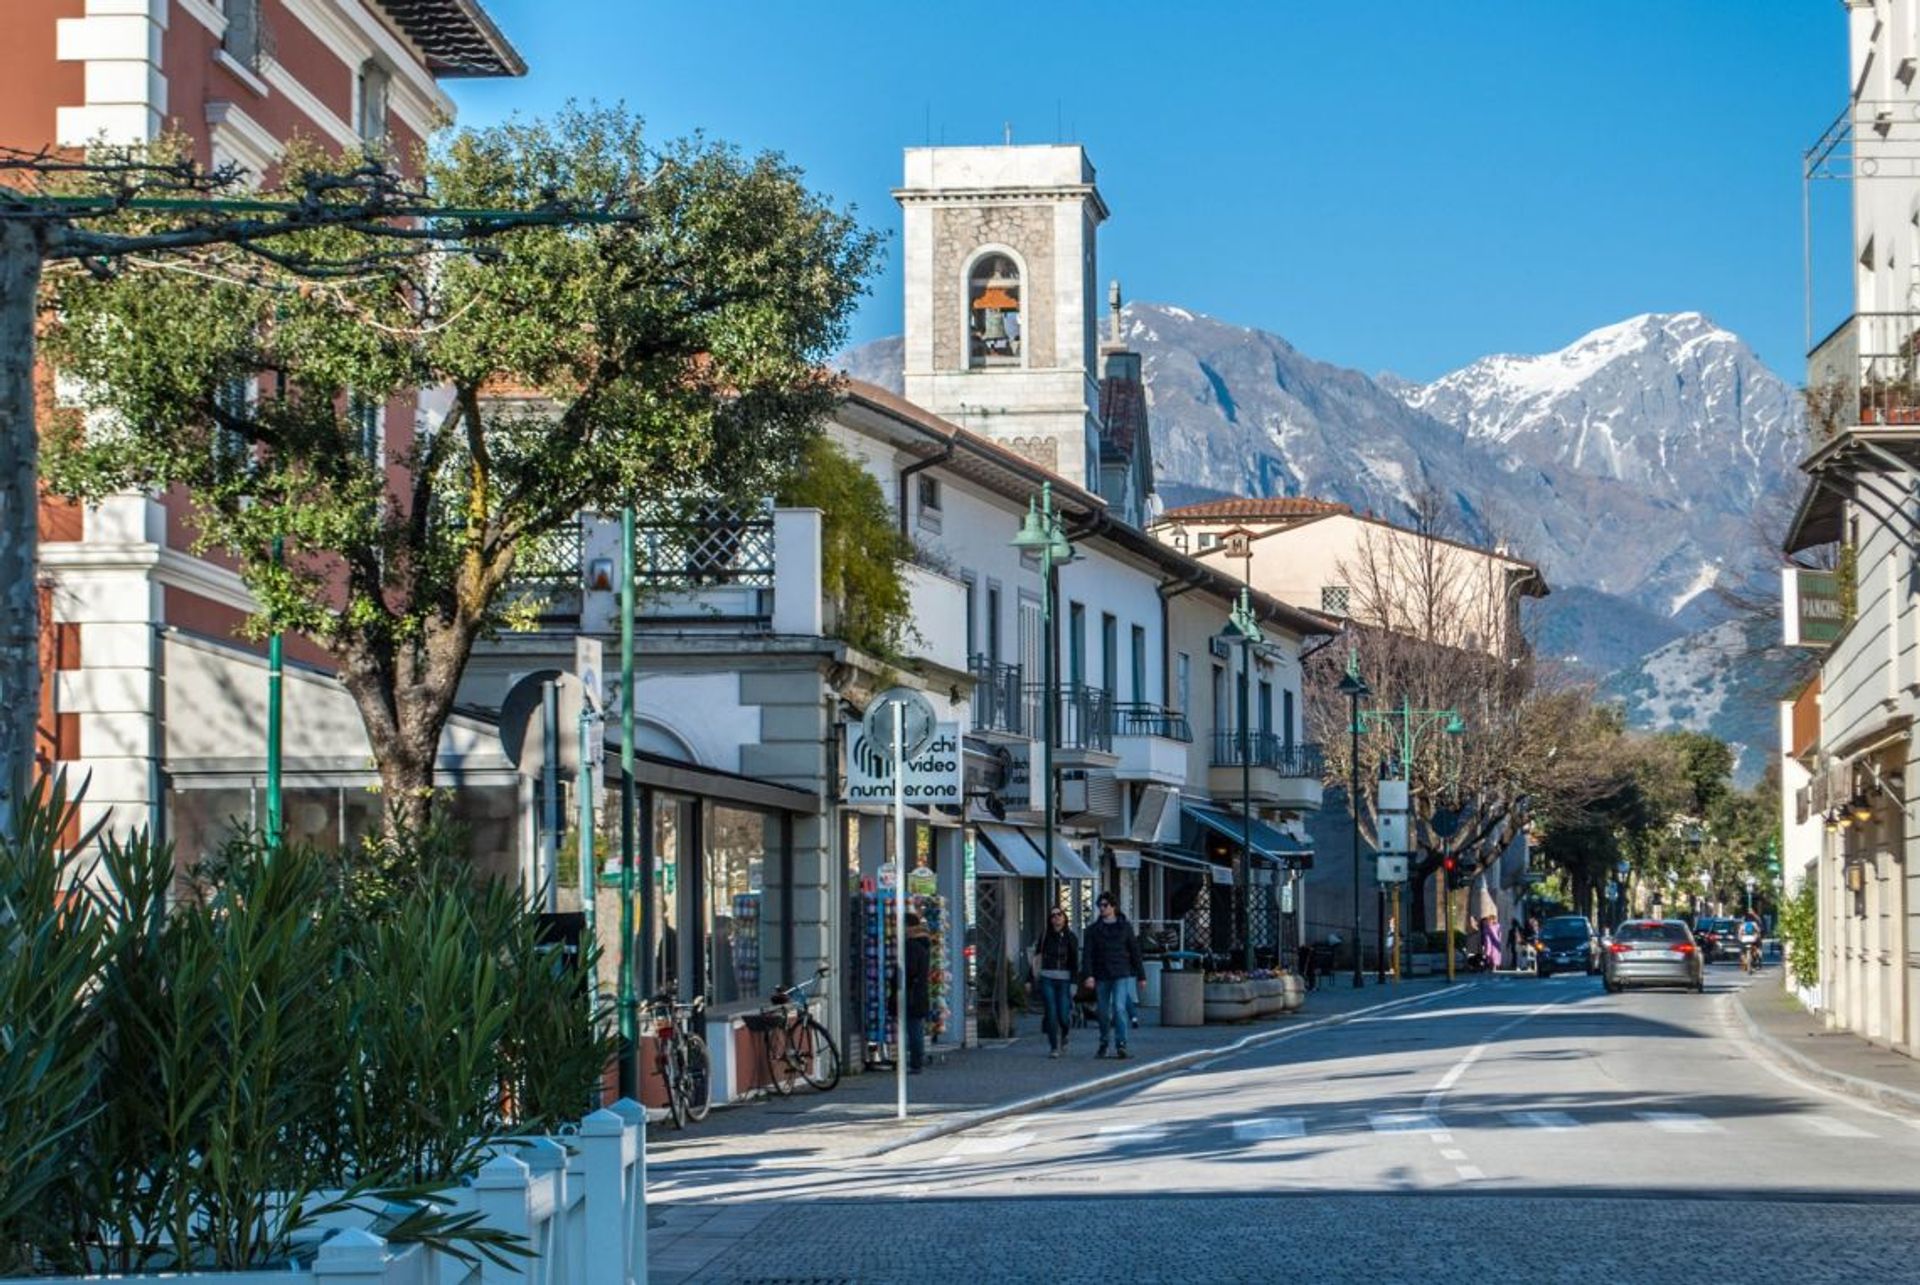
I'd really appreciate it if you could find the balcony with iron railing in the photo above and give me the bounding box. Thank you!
[1802,312,1920,443]
[968,656,1026,738]
[1110,701,1191,785]
[1022,682,1116,762]
[1208,733,1325,811]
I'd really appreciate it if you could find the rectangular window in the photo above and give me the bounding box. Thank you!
[356,61,391,146]
[1068,602,1086,688]
[1130,625,1147,704]
[1283,689,1296,750]
[212,375,251,470]
[1198,532,1220,550]
[1176,652,1191,715]
[962,572,977,659]
[349,393,383,468]
[1100,612,1117,698]
[222,0,261,69]
[916,475,942,533]
[1321,584,1351,617]
[986,583,1003,667]
[1211,664,1227,736]
[1258,679,1273,737]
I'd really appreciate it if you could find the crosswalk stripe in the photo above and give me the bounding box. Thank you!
[1507,1110,1579,1131]
[946,1131,1036,1156]
[1096,1124,1168,1143]
[1637,1112,1721,1134]
[1232,1117,1306,1141]
[1797,1114,1875,1138]
[1370,1111,1447,1134]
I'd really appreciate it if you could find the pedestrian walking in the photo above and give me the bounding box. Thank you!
[903,911,932,1072]
[1480,912,1504,972]
[1034,907,1079,1058]
[1083,892,1145,1059]
[1295,941,1318,991]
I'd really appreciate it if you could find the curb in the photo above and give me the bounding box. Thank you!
[652,981,1471,1173]
[1729,985,1920,1117]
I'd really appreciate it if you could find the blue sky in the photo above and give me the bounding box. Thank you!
[452,1,1846,382]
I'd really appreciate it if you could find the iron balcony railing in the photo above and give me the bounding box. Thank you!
[1210,733,1323,778]
[1110,702,1193,743]
[1806,311,1920,441]
[968,655,1026,736]
[1023,682,1115,753]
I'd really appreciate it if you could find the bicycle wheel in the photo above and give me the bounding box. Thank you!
[662,1042,688,1130]
[681,1034,712,1123]
[800,1017,842,1091]
[763,1015,798,1097]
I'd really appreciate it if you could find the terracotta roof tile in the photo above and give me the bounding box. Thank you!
[1161,496,1351,520]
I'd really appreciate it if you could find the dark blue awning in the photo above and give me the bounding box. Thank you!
[1182,802,1312,864]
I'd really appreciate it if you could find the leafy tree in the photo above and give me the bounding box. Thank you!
[41,108,879,833]
[776,435,912,658]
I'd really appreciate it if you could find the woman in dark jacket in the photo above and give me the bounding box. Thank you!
[1035,907,1079,1058]
[904,912,933,1072]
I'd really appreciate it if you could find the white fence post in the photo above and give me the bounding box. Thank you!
[314,1228,393,1285]
[472,1152,535,1285]
[608,1099,646,1285]
[578,1107,636,1285]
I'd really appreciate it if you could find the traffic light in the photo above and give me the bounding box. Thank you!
[1442,854,1462,888]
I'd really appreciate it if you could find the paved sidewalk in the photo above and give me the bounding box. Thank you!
[1733,978,1920,1114]
[648,976,1464,1171]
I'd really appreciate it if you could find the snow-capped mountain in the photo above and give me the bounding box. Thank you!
[836,304,1813,779]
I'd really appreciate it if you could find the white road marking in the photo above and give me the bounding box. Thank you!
[1422,998,1562,1113]
[1371,1111,1447,1135]
[1440,1147,1468,1160]
[1638,1112,1721,1134]
[1096,1124,1169,1142]
[1797,1114,1875,1138]
[945,1131,1036,1156]
[1455,1165,1486,1180]
[1507,1110,1580,1131]
[1232,1117,1305,1141]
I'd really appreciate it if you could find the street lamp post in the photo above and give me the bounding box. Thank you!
[1011,483,1077,907]
[1225,590,1264,973]
[1351,692,1465,987]
[1337,657,1370,988]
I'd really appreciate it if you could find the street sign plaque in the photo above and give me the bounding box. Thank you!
[864,686,937,761]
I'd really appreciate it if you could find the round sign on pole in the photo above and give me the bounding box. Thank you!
[500,670,593,778]
[865,686,936,761]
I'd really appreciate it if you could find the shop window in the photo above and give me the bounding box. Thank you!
[967,253,1022,368]
[706,806,770,1006]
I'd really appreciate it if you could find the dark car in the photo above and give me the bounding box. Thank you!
[1692,916,1738,963]
[1534,915,1599,978]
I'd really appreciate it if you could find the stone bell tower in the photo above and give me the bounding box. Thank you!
[896,144,1108,489]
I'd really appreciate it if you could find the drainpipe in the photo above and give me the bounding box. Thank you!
[897,442,957,541]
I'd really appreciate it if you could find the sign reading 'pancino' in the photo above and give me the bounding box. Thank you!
[1782,566,1846,648]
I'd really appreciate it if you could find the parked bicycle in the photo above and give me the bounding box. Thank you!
[645,990,712,1128]
[756,964,842,1095]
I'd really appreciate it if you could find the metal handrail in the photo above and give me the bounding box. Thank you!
[1210,733,1323,777]
[968,655,1025,736]
[1110,702,1193,743]
[1023,682,1114,752]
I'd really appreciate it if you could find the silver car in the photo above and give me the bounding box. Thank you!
[1602,919,1704,993]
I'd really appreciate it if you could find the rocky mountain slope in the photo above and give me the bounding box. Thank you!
[837,306,1813,779]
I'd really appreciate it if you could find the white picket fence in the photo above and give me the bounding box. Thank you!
[35,1101,648,1285]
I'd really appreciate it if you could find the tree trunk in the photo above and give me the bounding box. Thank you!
[0,224,45,836]
[335,618,475,844]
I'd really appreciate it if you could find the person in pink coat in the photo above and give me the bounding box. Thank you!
[1480,913,1505,972]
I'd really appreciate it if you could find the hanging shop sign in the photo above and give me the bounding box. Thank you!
[1782,566,1846,648]
[844,722,963,807]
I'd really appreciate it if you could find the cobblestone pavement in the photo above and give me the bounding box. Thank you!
[650,965,1920,1282]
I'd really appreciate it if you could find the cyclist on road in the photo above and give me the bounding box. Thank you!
[1737,910,1763,972]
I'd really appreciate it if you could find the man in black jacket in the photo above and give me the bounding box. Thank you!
[1082,892,1145,1059]
[903,912,933,1072]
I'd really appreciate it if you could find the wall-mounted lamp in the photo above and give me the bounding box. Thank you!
[1851,796,1875,824]
[587,557,616,592]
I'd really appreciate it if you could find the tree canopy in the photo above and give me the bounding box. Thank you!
[41,107,880,832]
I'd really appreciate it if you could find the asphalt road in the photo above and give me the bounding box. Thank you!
[650,969,1920,1283]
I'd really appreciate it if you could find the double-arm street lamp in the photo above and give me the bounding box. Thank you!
[1336,657,1370,988]
[1011,482,1077,904]
[1356,694,1465,982]
[1222,588,1279,972]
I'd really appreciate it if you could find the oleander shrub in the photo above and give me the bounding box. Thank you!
[1,784,616,1275]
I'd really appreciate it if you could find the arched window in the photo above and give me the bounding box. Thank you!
[967,252,1022,367]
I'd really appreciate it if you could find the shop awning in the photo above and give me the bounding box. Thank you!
[1035,830,1097,880]
[971,840,1015,878]
[1141,846,1234,886]
[1183,801,1313,864]
[976,824,1049,878]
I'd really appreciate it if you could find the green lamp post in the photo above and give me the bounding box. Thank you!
[1010,482,1077,904]
[1225,588,1265,972]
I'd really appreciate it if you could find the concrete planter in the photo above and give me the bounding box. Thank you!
[1250,976,1286,1017]
[1203,980,1260,1023]
[1281,973,1305,1012]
